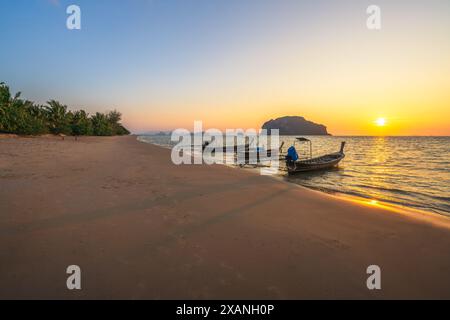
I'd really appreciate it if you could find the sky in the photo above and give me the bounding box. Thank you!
[0,0,449,135]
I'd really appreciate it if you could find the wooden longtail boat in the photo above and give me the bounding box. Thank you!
[285,138,346,174]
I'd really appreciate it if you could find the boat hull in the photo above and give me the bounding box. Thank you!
[286,153,345,174]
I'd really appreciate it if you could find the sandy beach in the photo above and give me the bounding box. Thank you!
[1,135,449,299]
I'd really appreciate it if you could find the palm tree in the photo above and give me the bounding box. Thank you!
[1,81,129,136]
[45,100,71,135]
[91,112,113,136]
[0,82,9,132]
[0,82,20,132]
[0,82,43,134]
[71,110,93,136]
[25,104,49,135]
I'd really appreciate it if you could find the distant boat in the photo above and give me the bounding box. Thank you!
[202,141,250,153]
[285,138,346,174]
[202,140,277,166]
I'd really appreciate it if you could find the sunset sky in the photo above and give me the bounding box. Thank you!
[1,0,449,135]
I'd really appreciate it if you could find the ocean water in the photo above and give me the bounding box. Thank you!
[138,135,450,217]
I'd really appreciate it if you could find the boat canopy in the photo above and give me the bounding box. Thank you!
[294,137,312,158]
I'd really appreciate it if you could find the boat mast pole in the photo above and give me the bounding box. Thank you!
[309,140,312,159]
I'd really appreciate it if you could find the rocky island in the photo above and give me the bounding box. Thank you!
[262,116,329,135]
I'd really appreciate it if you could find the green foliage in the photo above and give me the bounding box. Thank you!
[91,110,129,136]
[0,82,130,136]
[0,82,48,135]
[71,110,93,136]
[91,112,113,136]
[116,125,131,135]
[19,103,49,135]
[45,100,72,135]
[107,110,130,136]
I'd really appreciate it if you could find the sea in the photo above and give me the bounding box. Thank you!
[138,135,450,217]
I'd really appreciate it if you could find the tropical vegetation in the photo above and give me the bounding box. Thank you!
[0,82,130,136]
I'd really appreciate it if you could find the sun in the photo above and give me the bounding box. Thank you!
[375,117,387,127]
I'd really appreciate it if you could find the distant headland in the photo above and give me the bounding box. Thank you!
[262,116,330,135]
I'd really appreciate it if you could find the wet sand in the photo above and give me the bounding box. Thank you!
[1,135,449,299]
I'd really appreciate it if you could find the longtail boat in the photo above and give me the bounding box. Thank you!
[285,138,345,174]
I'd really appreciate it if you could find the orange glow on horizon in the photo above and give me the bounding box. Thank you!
[123,107,450,136]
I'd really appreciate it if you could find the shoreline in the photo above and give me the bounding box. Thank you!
[1,135,450,299]
[138,137,450,225]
